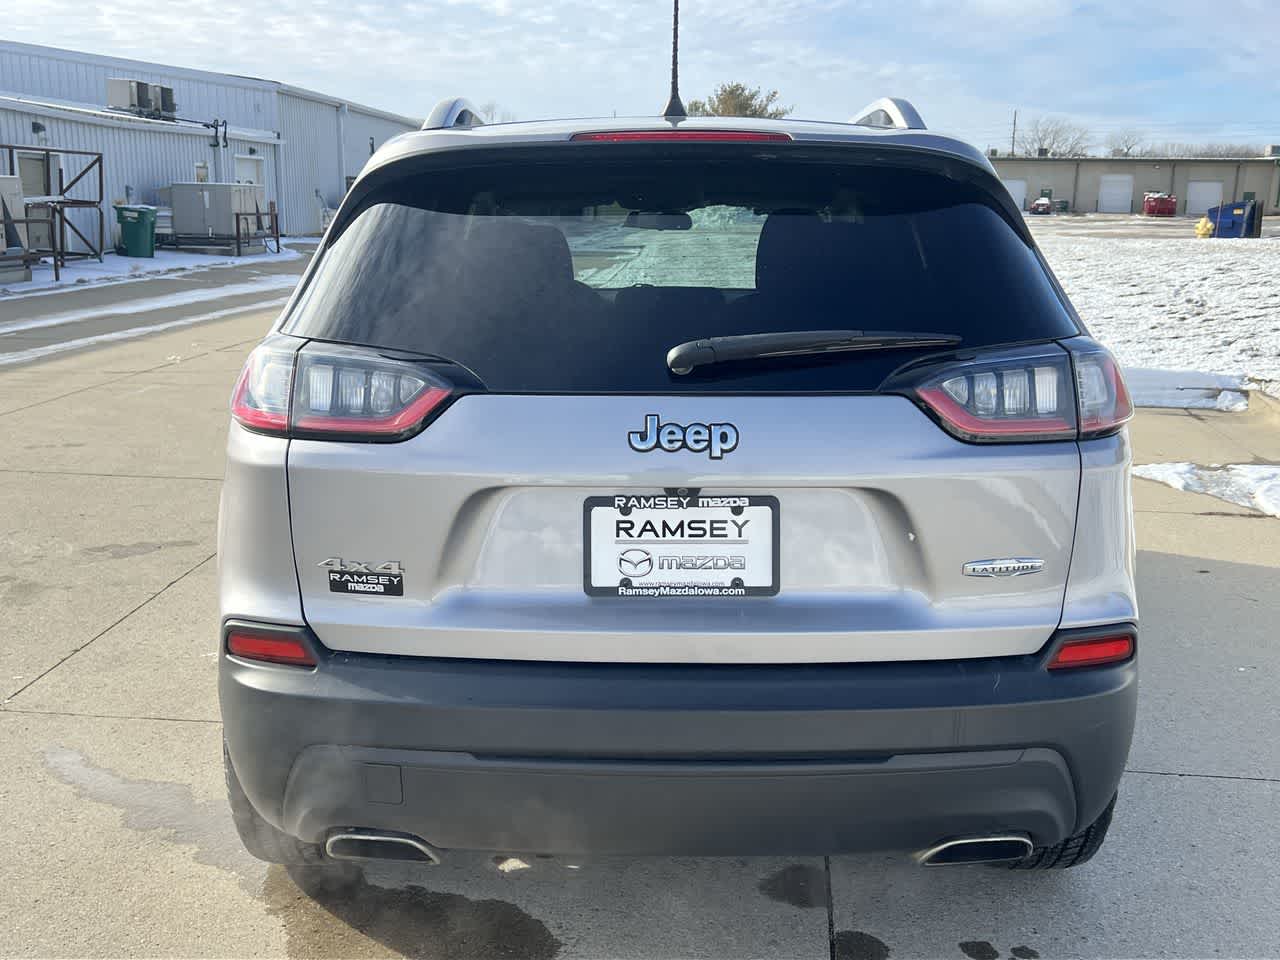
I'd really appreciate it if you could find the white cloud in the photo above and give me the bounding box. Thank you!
[4,0,1277,146]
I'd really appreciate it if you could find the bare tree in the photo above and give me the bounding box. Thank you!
[687,82,791,119]
[1137,141,1262,158]
[477,101,516,124]
[1105,128,1144,157]
[1016,116,1092,157]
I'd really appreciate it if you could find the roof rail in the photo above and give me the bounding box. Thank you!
[849,97,926,131]
[422,98,484,131]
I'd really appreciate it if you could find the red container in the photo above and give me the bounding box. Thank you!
[1143,194,1177,217]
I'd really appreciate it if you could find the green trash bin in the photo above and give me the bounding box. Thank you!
[114,205,157,258]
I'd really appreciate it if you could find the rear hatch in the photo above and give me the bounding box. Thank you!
[270,139,1103,663]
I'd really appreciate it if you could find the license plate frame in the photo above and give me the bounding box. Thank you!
[583,494,780,598]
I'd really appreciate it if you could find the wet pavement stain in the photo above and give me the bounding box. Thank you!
[757,863,828,909]
[1010,947,1040,959]
[44,747,562,959]
[958,941,1000,960]
[44,745,264,895]
[267,865,561,960]
[833,930,891,960]
[81,539,200,560]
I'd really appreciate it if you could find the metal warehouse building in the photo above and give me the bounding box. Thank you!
[992,153,1280,217]
[0,39,420,244]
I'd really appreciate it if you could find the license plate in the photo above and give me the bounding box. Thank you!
[583,494,779,598]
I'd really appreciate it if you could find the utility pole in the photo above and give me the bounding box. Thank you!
[1010,109,1018,157]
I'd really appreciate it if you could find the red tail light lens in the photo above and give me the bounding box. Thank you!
[231,341,455,442]
[901,339,1131,444]
[571,130,792,143]
[230,342,295,433]
[1048,633,1134,670]
[1069,341,1133,438]
[290,344,452,440]
[226,629,316,667]
[909,345,1077,442]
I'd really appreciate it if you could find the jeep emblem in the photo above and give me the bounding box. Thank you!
[627,414,739,459]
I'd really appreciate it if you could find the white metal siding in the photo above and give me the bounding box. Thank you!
[1097,174,1134,213]
[278,93,343,235]
[1,42,417,241]
[0,42,279,130]
[343,110,415,181]
[1,105,213,252]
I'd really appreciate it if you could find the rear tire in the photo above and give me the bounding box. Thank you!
[223,739,327,865]
[1007,793,1116,870]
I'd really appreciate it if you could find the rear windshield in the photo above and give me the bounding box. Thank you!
[283,148,1078,392]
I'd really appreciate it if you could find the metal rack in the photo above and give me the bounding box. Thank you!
[422,98,485,131]
[0,143,106,281]
[850,98,927,131]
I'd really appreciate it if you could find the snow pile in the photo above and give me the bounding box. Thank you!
[1134,462,1280,517]
[0,275,300,334]
[1124,367,1250,411]
[1037,236,1280,383]
[0,244,305,299]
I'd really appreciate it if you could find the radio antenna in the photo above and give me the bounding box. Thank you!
[662,0,687,119]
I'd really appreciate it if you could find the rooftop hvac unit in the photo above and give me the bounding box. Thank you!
[156,85,177,118]
[107,77,153,113]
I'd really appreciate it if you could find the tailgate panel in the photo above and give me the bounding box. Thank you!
[287,394,1079,663]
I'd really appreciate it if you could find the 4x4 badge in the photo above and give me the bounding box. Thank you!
[318,557,405,596]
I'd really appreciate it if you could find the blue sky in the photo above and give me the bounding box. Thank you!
[7,0,1278,149]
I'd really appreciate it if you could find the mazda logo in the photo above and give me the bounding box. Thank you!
[617,548,653,578]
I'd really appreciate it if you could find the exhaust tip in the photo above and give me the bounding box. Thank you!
[325,830,441,864]
[916,834,1033,866]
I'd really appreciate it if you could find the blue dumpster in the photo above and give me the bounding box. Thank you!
[1205,200,1258,238]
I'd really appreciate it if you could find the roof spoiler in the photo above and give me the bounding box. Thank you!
[423,98,484,131]
[849,97,926,131]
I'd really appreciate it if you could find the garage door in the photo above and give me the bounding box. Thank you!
[1002,179,1027,210]
[1097,175,1134,213]
[1186,180,1224,217]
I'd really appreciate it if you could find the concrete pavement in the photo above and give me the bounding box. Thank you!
[0,307,1278,958]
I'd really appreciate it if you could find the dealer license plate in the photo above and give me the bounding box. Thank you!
[583,494,779,598]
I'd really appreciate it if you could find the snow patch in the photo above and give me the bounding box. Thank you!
[0,275,299,335]
[1123,367,1251,411]
[0,245,304,300]
[1038,235,1280,384]
[1134,462,1280,517]
[0,298,289,368]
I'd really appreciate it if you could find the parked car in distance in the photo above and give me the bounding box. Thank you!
[1029,196,1054,215]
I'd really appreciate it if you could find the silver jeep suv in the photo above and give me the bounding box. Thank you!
[219,99,1136,870]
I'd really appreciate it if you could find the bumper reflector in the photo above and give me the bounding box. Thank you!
[1048,634,1133,670]
[227,630,316,667]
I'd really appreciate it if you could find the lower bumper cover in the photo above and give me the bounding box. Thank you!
[220,633,1136,856]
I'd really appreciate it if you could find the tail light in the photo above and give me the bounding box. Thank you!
[898,338,1132,443]
[1048,632,1134,670]
[226,628,316,667]
[231,339,455,442]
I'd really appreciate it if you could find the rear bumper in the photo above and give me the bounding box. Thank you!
[219,623,1137,857]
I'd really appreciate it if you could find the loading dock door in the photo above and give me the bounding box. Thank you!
[1002,179,1027,210]
[1185,180,1224,217]
[1097,174,1135,213]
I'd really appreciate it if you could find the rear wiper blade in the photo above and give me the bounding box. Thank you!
[665,330,962,375]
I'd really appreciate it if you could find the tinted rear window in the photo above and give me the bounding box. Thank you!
[283,148,1078,392]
